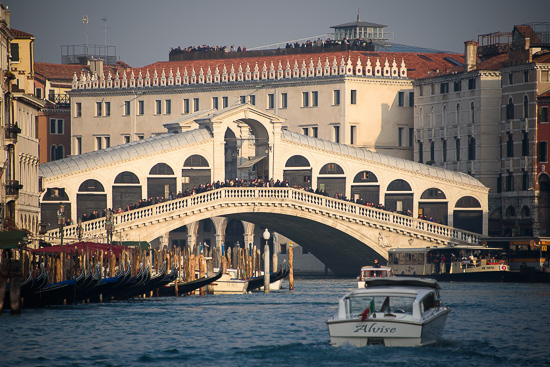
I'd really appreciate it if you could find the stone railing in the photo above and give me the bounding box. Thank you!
[45,187,480,246]
[72,54,408,90]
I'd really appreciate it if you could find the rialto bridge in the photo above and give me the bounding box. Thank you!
[39,104,489,276]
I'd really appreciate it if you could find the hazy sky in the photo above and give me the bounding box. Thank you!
[4,0,547,68]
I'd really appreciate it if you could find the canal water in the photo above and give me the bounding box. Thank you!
[1,278,549,367]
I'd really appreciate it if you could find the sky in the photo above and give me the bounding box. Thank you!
[3,0,548,68]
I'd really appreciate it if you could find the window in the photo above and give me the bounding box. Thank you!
[350,126,356,145]
[75,137,82,155]
[430,84,435,95]
[419,85,424,97]
[137,134,144,140]
[96,101,102,116]
[302,127,309,136]
[165,99,171,114]
[507,133,514,157]
[522,132,529,156]
[398,127,404,146]
[508,73,514,85]
[540,107,549,123]
[138,100,144,115]
[50,144,64,161]
[456,103,461,124]
[239,95,246,104]
[430,141,435,161]
[539,141,548,163]
[468,137,475,160]
[543,70,549,82]
[409,92,414,107]
[35,87,42,99]
[351,90,357,105]
[455,138,460,161]
[268,94,274,109]
[155,100,162,114]
[193,98,199,112]
[302,92,309,107]
[96,136,102,150]
[222,96,229,108]
[506,171,514,191]
[523,96,529,118]
[454,80,462,92]
[524,70,529,83]
[418,141,423,163]
[183,99,190,114]
[212,97,219,109]
[281,93,288,108]
[468,78,476,90]
[523,170,529,191]
[440,83,449,94]
[105,136,110,148]
[398,91,405,107]
[312,91,319,106]
[123,135,130,144]
[49,119,64,134]
[124,101,130,116]
[506,98,514,120]
[470,102,475,124]
[312,127,318,138]
[10,43,19,62]
[409,128,414,147]
[442,139,447,162]
[333,90,340,105]
[105,102,111,116]
[249,95,255,105]
[333,125,340,143]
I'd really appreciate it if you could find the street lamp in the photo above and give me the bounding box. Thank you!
[76,219,83,242]
[263,228,271,293]
[105,209,114,244]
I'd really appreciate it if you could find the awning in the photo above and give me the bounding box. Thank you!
[238,155,266,169]
[0,230,29,249]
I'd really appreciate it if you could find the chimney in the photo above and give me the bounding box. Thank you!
[89,58,104,77]
[464,41,477,72]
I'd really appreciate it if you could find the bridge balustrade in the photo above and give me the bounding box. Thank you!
[45,187,480,246]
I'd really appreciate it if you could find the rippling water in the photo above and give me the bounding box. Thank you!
[2,279,549,367]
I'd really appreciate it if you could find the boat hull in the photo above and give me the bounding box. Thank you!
[210,274,249,294]
[327,309,450,347]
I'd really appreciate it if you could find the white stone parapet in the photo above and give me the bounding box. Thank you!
[72,55,408,90]
[45,187,479,248]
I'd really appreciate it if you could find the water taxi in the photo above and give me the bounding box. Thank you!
[388,246,510,281]
[327,277,450,347]
[357,265,394,288]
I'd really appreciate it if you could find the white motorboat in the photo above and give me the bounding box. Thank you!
[210,269,249,294]
[357,265,394,288]
[327,277,450,347]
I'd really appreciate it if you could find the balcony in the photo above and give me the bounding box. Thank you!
[5,180,23,197]
[4,124,21,143]
[47,94,70,107]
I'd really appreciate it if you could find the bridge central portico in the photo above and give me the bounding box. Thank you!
[40,104,489,276]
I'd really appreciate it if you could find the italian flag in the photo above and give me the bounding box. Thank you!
[361,299,375,321]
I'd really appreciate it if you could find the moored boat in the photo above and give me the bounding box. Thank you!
[357,264,394,288]
[388,246,511,281]
[326,277,450,347]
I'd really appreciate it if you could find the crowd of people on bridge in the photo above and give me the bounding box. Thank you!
[72,177,447,227]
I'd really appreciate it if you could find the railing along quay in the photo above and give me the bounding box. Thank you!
[46,187,480,245]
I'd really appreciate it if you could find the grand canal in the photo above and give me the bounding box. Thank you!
[2,278,549,366]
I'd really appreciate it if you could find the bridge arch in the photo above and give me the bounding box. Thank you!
[318,163,346,196]
[113,171,142,212]
[283,155,312,189]
[351,170,379,204]
[418,187,448,224]
[182,154,211,191]
[385,179,413,214]
[453,195,483,234]
[77,179,107,220]
[147,162,176,200]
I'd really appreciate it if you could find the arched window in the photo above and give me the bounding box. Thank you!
[285,155,310,167]
[78,179,105,192]
[507,97,514,120]
[353,171,378,183]
[149,163,175,175]
[183,155,209,167]
[319,163,344,174]
[455,196,481,208]
[521,206,531,218]
[430,141,435,162]
[387,179,412,191]
[420,188,446,199]
[523,95,529,118]
[505,206,516,218]
[114,171,140,184]
[470,101,475,124]
[468,137,476,160]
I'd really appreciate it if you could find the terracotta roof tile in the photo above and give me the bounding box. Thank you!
[35,62,130,82]
[10,28,34,38]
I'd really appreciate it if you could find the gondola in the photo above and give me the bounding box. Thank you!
[116,264,169,300]
[158,267,223,297]
[25,268,87,307]
[97,263,132,302]
[246,262,290,292]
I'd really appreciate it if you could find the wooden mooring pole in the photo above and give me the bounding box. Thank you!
[288,241,294,291]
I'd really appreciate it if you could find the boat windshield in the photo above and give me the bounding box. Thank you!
[347,295,415,317]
